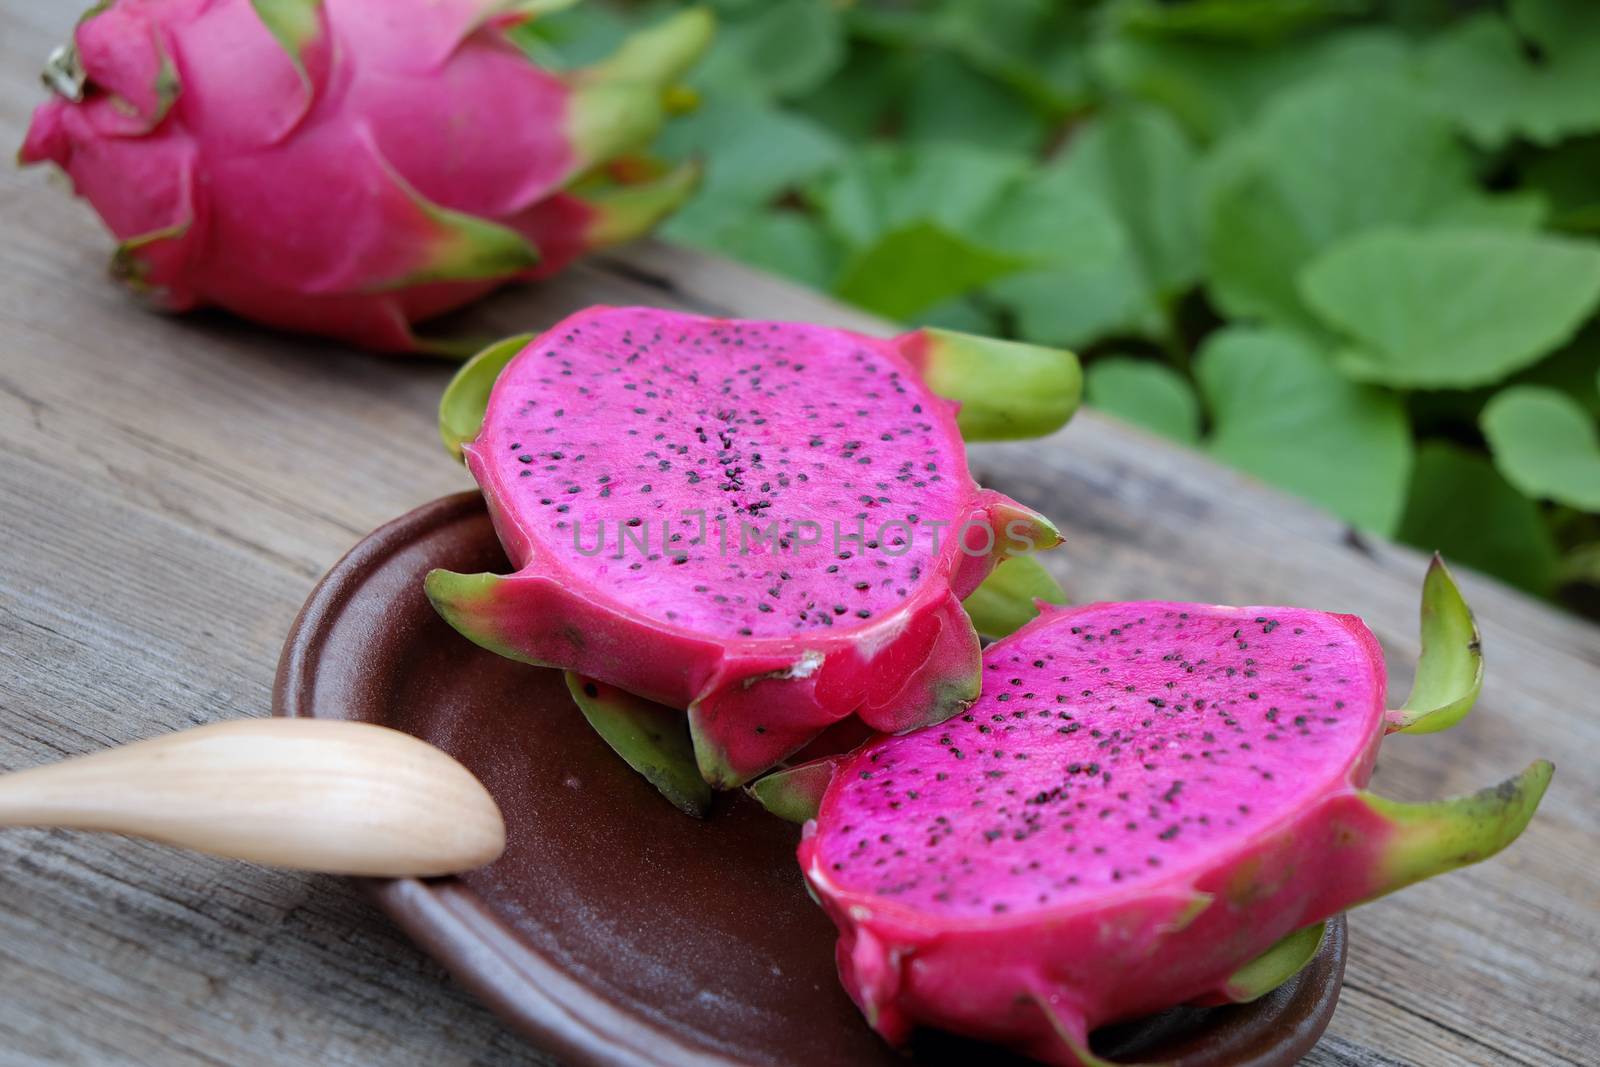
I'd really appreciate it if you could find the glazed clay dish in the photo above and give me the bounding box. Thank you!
[274,493,1347,1067]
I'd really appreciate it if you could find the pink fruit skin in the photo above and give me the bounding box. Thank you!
[435,306,1058,785]
[18,0,681,351]
[797,600,1394,1063]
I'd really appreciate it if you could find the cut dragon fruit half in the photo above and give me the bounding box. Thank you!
[428,305,1081,791]
[752,557,1549,1064]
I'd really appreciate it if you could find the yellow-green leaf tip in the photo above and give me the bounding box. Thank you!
[438,333,532,460]
[904,328,1082,442]
[1386,554,1483,735]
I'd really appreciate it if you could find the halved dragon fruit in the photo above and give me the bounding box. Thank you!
[19,0,711,352]
[427,305,1081,792]
[754,559,1551,1064]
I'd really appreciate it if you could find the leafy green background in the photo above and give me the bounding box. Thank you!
[518,0,1600,617]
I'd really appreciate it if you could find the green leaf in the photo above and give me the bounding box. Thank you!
[1086,357,1201,444]
[803,144,1038,319]
[1417,2,1600,147]
[1200,151,1321,333]
[1196,327,1412,533]
[962,555,1067,640]
[903,50,1049,154]
[1513,0,1600,47]
[1062,105,1204,300]
[1509,0,1600,125]
[1438,190,1547,232]
[715,0,844,99]
[1525,136,1600,234]
[1418,14,1596,149]
[912,296,1001,336]
[656,97,844,210]
[834,222,1029,321]
[1201,78,1483,330]
[1527,324,1600,420]
[1481,386,1600,510]
[845,0,1093,115]
[1092,25,1410,143]
[1300,228,1600,389]
[790,43,904,143]
[809,143,1028,250]
[985,168,1163,347]
[509,3,632,67]
[666,209,842,290]
[1558,543,1600,617]
[979,107,1201,348]
[1107,0,1370,44]
[1398,442,1561,596]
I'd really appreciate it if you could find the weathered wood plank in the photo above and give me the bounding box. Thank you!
[0,4,1595,1065]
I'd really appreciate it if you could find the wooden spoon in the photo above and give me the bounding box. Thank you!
[0,719,505,877]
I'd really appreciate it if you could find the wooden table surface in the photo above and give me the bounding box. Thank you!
[2,5,1596,1065]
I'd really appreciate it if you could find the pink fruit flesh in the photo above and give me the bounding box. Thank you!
[811,603,1383,918]
[471,308,975,637]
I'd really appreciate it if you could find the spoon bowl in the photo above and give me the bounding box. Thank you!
[0,718,507,877]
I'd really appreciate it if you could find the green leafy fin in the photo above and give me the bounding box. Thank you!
[147,54,183,130]
[250,0,324,87]
[1386,554,1483,734]
[578,161,702,248]
[424,569,541,665]
[1217,922,1327,1003]
[110,218,194,307]
[686,701,737,790]
[438,333,532,460]
[984,493,1064,559]
[567,81,668,175]
[963,556,1067,640]
[1360,760,1553,903]
[1029,990,1145,1067]
[565,7,714,172]
[378,198,540,290]
[895,328,1082,441]
[565,672,712,818]
[483,0,582,27]
[579,6,715,89]
[409,331,503,361]
[357,139,539,291]
[746,756,841,823]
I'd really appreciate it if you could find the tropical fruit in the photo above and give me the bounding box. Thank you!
[428,305,1081,792]
[754,559,1550,1064]
[19,0,711,351]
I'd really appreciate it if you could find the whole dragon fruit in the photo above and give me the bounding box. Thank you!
[18,0,711,352]
[753,559,1551,1064]
[427,305,1082,797]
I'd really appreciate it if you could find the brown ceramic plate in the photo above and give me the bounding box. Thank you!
[274,493,1347,1067]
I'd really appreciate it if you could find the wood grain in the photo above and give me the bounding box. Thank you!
[0,5,1595,1065]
